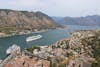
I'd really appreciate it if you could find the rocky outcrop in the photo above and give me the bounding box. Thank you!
[0,9,61,31]
[54,30,100,57]
[51,30,100,67]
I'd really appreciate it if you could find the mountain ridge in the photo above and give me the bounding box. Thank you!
[0,9,61,31]
[52,15,100,26]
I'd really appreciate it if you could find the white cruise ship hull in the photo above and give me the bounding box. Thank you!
[26,35,42,42]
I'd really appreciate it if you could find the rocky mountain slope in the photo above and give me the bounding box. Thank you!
[54,30,100,67]
[0,9,61,31]
[53,15,100,26]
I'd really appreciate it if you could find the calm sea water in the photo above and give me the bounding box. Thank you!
[0,25,100,59]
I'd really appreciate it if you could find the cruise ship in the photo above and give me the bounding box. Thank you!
[26,35,42,42]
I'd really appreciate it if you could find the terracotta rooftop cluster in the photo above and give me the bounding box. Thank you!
[5,55,50,67]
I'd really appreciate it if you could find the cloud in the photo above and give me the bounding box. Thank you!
[0,0,100,17]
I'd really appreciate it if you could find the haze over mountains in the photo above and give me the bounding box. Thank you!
[53,15,100,26]
[0,9,61,31]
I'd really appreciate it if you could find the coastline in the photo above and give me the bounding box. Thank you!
[0,27,65,38]
[0,29,48,38]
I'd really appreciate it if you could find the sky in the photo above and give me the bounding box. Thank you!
[0,0,100,17]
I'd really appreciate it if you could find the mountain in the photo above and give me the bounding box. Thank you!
[0,9,61,31]
[52,15,100,26]
[52,17,63,23]
[52,17,67,27]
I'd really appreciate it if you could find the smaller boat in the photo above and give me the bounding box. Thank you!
[26,35,42,42]
[6,44,20,54]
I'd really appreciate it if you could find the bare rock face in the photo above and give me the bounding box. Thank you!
[0,9,61,30]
